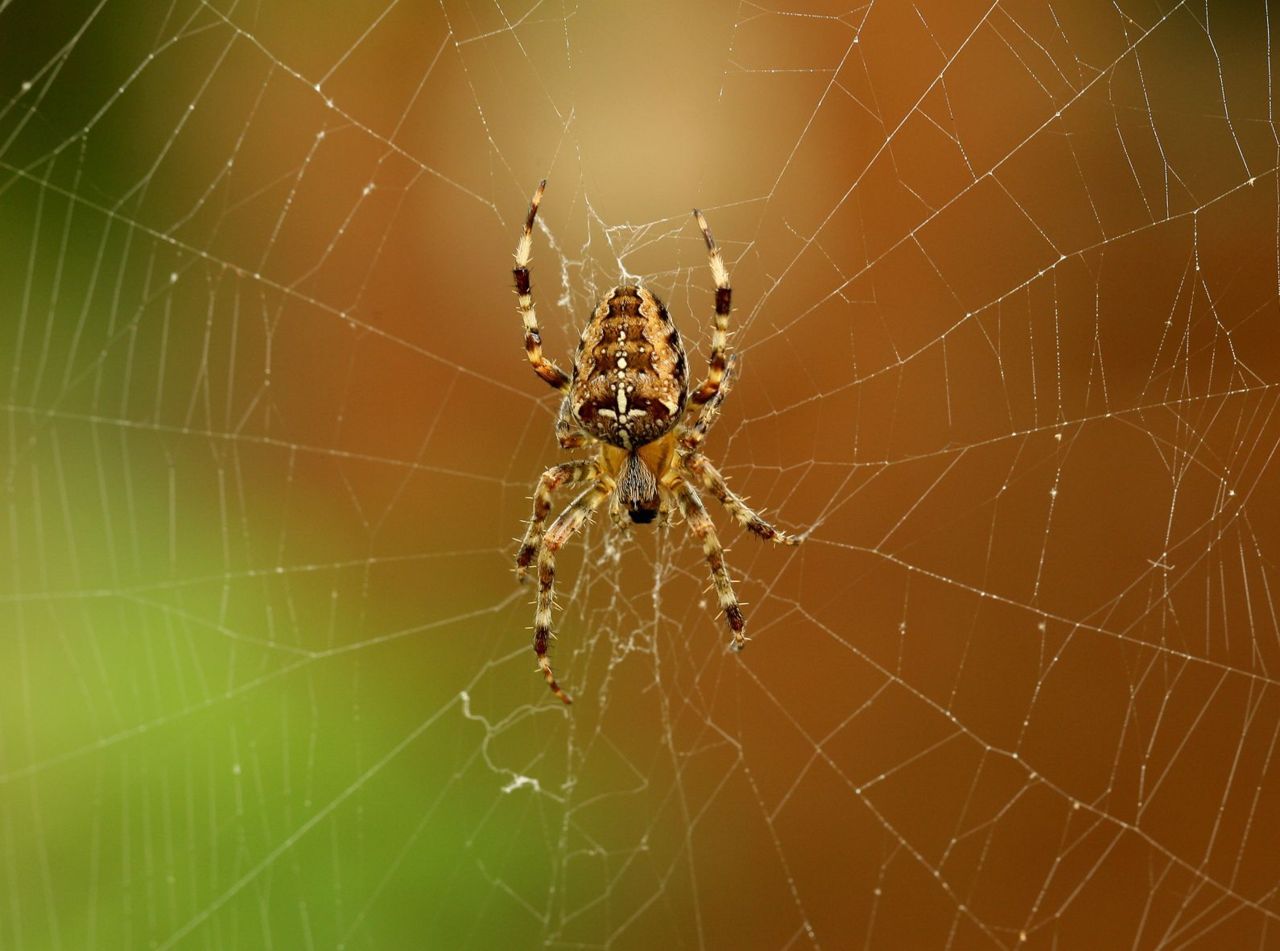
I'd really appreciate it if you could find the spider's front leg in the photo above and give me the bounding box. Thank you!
[675,480,746,650]
[534,480,612,704]
[682,454,801,546]
[516,460,600,581]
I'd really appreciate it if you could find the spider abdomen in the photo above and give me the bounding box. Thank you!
[570,285,688,449]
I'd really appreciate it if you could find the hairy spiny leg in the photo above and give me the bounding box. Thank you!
[690,210,731,405]
[513,180,570,391]
[516,460,600,581]
[533,481,611,703]
[682,454,801,546]
[676,481,745,648]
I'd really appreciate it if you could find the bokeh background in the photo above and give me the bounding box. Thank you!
[3,0,1280,947]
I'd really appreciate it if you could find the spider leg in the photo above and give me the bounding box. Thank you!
[680,353,738,452]
[675,480,746,650]
[516,460,601,581]
[513,180,571,392]
[682,454,801,545]
[555,395,590,449]
[690,209,732,405]
[534,480,612,703]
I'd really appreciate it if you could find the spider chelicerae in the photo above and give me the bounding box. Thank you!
[512,181,802,704]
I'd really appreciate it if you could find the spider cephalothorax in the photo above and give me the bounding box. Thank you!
[511,181,802,703]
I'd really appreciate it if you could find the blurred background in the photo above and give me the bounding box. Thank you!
[3,0,1280,947]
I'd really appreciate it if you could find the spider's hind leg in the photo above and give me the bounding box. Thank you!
[690,209,732,406]
[680,354,738,453]
[556,396,591,449]
[513,180,571,392]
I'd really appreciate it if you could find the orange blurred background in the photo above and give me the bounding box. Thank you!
[2,0,1279,947]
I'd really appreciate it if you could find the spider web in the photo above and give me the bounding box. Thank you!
[3,0,1280,947]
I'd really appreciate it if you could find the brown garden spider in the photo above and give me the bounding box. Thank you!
[512,181,802,703]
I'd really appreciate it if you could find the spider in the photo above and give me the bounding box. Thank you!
[511,181,802,704]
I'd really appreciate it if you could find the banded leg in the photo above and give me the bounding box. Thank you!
[683,454,801,546]
[690,209,732,405]
[680,354,738,452]
[516,460,600,581]
[513,180,570,392]
[556,397,590,449]
[675,481,746,650]
[535,481,612,703]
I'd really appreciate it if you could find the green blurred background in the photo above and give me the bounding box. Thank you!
[3,1,1280,947]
